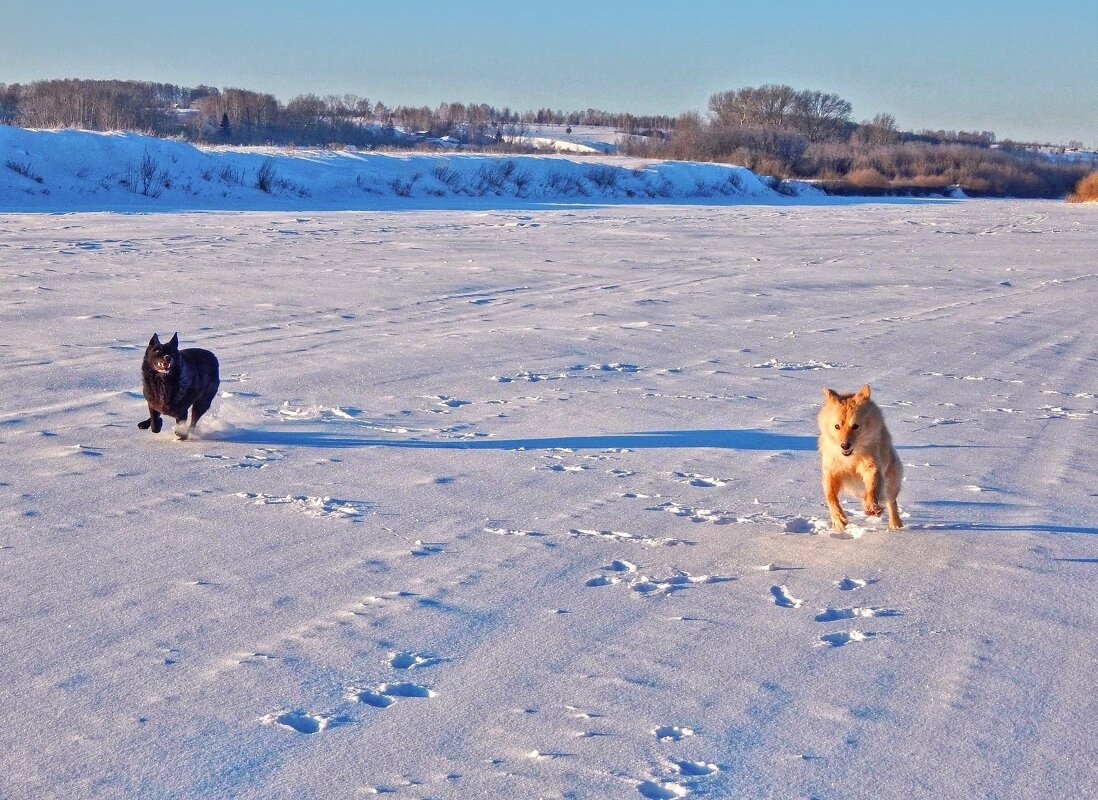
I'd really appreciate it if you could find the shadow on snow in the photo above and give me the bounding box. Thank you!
[209,425,977,454]
[211,427,817,452]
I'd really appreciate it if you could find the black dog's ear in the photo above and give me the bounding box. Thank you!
[149,333,161,348]
[167,332,179,349]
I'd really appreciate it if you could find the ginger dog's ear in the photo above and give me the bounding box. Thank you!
[822,387,840,403]
[855,384,871,402]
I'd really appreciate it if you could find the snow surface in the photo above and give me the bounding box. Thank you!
[1,198,1096,799]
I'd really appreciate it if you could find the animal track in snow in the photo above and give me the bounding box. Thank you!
[389,651,447,670]
[347,681,436,708]
[588,563,730,595]
[570,362,642,374]
[261,710,337,734]
[922,370,987,382]
[70,444,104,457]
[651,502,822,532]
[569,528,687,547]
[526,749,574,761]
[492,371,565,383]
[752,358,841,371]
[630,572,732,596]
[608,468,639,477]
[432,395,471,409]
[672,760,720,777]
[783,516,830,534]
[410,540,445,557]
[586,575,622,587]
[830,520,876,540]
[483,526,545,537]
[754,563,805,573]
[674,472,728,488]
[819,630,876,647]
[272,404,412,433]
[438,422,488,439]
[815,607,901,622]
[637,780,690,799]
[648,502,735,524]
[236,492,375,520]
[276,402,362,421]
[546,463,591,473]
[212,447,283,469]
[565,705,606,720]
[349,689,396,708]
[836,577,877,591]
[1037,405,1097,420]
[770,585,804,608]
[653,725,694,742]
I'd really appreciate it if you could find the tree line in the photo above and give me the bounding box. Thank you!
[620,83,1090,198]
[0,78,1090,197]
[0,79,673,147]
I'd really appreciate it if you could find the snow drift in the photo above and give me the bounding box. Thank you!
[0,125,824,211]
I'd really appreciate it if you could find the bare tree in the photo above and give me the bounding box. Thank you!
[708,84,798,128]
[791,90,853,142]
[852,113,899,146]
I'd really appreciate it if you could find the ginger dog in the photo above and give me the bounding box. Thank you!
[818,385,904,531]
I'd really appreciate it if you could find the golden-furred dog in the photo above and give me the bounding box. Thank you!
[818,385,904,531]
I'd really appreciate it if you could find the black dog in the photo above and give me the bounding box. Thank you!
[139,333,220,440]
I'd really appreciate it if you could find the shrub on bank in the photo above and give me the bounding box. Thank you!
[1067,171,1098,202]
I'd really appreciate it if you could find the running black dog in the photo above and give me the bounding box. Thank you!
[139,333,220,440]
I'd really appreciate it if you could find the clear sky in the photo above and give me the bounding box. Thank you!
[1,0,1095,145]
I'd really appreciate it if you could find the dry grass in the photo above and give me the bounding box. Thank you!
[846,167,890,189]
[1067,171,1098,202]
[909,174,951,190]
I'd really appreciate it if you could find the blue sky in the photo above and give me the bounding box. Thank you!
[1,0,1095,144]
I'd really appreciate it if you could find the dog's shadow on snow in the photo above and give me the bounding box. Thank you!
[207,426,976,454]
[208,427,817,452]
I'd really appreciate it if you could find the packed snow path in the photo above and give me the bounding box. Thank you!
[1,202,1094,799]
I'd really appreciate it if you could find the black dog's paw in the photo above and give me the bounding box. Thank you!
[152,418,163,433]
[138,418,152,430]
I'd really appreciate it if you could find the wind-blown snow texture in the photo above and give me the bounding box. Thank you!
[1,201,1095,799]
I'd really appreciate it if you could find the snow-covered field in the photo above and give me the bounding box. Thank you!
[2,200,1095,799]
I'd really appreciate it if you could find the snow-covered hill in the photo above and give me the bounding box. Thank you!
[506,123,623,154]
[0,125,824,212]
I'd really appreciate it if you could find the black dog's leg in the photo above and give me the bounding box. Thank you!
[189,392,215,433]
[139,407,162,433]
[174,412,190,440]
